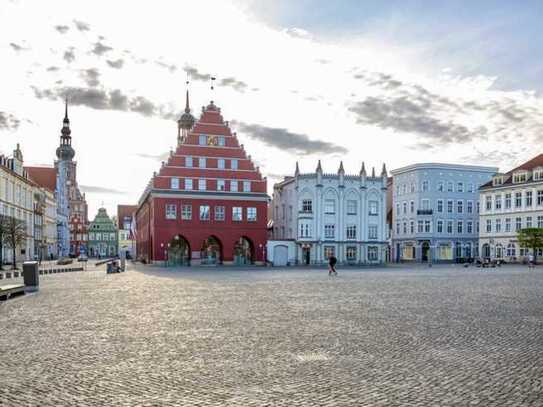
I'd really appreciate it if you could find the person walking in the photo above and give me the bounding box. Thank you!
[528,253,535,268]
[328,255,338,276]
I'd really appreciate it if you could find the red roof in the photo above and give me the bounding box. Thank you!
[25,166,57,192]
[117,204,138,229]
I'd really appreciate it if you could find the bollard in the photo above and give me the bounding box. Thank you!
[23,261,39,293]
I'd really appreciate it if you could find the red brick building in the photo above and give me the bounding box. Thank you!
[135,93,268,265]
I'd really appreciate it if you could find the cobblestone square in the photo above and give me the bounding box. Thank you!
[1,264,542,406]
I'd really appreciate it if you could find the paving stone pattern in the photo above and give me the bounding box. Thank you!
[1,264,542,406]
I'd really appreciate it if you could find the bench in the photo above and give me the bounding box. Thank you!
[0,284,26,301]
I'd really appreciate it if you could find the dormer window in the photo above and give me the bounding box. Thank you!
[512,171,528,184]
[533,167,543,181]
[492,175,504,186]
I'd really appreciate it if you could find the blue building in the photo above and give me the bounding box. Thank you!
[391,163,497,263]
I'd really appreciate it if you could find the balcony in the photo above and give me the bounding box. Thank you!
[417,209,433,215]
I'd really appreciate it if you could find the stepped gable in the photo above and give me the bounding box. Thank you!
[153,100,265,193]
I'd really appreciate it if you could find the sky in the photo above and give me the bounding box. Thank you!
[1,0,543,219]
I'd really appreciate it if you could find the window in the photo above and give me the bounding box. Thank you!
[507,243,516,257]
[495,194,502,210]
[495,219,501,233]
[467,201,473,214]
[437,181,444,192]
[232,207,242,221]
[170,178,179,189]
[200,205,210,220]
[231,159,238,170]
[368,225,378,239]
[467,183,474,193]
[230,180,238,192]
[346,246,357,261]
[396,222,400,234]
[403,202,407,214]
[537,190,543,205]
[515,192,522,208]
[421,199,430,210]
[199,135,207,145]
[505,218,511,232]
[247,207,257,222]
[325,224,335,239]
[213,206,224,221]
[409,220,414,234]
[424,220,431,233]
[410,183,415,193]
[185,179,193,190]
[217,179,225,191]
[504,193,511,209]
[199,157,206,168]
[457,200,463,213]
[324,246,335,259]
[486,219,492,233]
[302,200,312,213]
[198,179,206,191]
[367,246,378,261]
[185,156,193,167]
[243,181,251,192]
[300,223,311,238]
[447,181,453,192]
[457,182,464,192]
[181,205,192,220]
[447,221,453,234]
[437,200,444,213]
[396,203,400,216]
[477,201,480,213]
[369,200,378,215]
[515,217,522,231]
[325,200,335,214]
[410,201,414,213]
[402,222,407,234]
[437,220,443,233]
[485,196,492,211]
[447,200,453,213]
[218,159,225,169]
[524,191,532,207]
[422,181,429,192]
[346,225,357,239]
[467,221,473,234]
[513,172,527,183]
[218,136,225,146]
[538,215,543,228]
[347,200,357,215]
[457,221,463,234]
[417,220,424,233]
[165,204,177,219]
[526,216,532,228]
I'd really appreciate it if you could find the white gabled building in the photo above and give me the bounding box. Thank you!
[268,161,388,266]
[479,153,543,262]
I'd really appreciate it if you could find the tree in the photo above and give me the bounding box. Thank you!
[4,216,27,270]
[517,228,543,263]
[0,214,9,270]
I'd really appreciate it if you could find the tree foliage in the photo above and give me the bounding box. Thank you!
[517,228,543,261]
[4,216,27,270]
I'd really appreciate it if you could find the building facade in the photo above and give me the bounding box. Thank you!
[88,208,118,257]
[269,161,388,265]
[391,163,497,263]
[135,92,268,266]
[117,204,137,258]
[479,154,543,262]
[0,144,36,264]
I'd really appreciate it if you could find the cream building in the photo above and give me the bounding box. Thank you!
[0,144,35,265]
[479,153,543,261]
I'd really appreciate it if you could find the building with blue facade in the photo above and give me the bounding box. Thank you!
[391,163,497,263]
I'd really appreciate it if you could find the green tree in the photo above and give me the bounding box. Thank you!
[5,216,27,270]
[0,214,9,270]
[517,228,543,263]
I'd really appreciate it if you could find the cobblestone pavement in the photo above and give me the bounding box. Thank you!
[1,264,543,406]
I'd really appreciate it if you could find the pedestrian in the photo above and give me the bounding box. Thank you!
[328,255,338,276]
[528,253,534,268]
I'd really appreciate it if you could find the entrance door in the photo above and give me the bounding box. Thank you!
[421,241,430,262]
[273,245,288,266]
[302,247,311,265]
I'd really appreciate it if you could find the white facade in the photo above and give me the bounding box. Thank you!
[479,158,543,262]
[271,161,388,265]
[43,188,58,259]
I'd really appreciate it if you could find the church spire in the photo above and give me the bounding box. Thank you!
[61,96,71,137]
[185,89,190,113]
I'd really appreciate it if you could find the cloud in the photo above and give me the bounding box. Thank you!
[219,77,248,92]
[73,20,90,31]
[54,25,69,34]
[232,121,348,155]
[80,68,100,87]
[47,66,60,72]
[183,65,211,82]
[92,41,113,56]
[106,59,124,69]
[183,65,248,92]
[9,42,28,52]
[136,152,170,161]
[155,61,177,72]
[0,112,21,131]
[63,48,75,63]
[80,185,125,195]
[283,27,312,40]
[32,85,158,117]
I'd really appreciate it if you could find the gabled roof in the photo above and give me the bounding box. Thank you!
[480,153,543,189]
[25,166,57,192]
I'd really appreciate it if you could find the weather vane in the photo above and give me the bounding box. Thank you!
[210,76,216,90]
